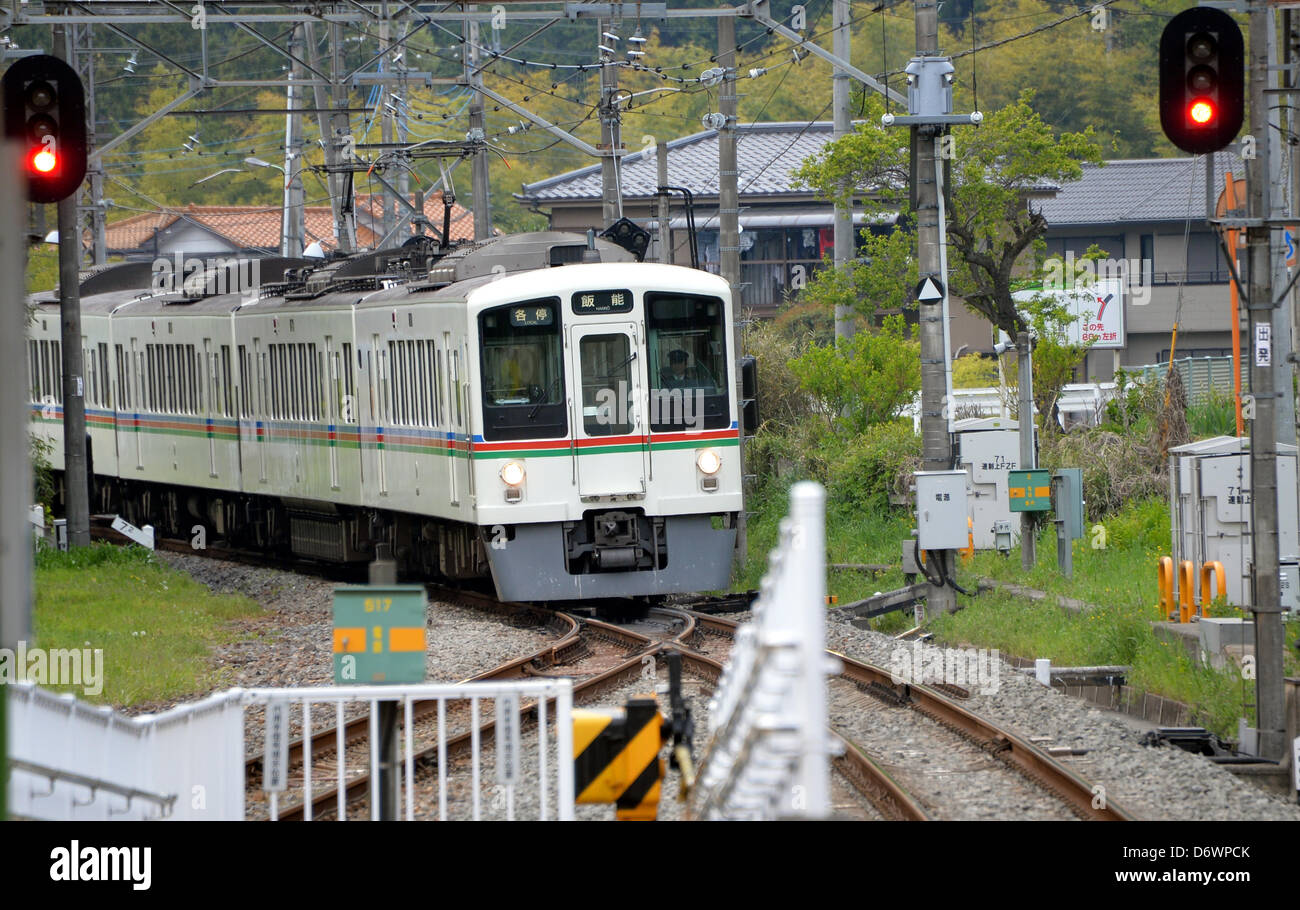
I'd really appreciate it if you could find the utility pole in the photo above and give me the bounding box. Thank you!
[912,1,955,613]
[282,23,304,257]
[598,18,622,228]
[0,142,30,824]
[304,22,352,252]
[53,23,90,549]
[657,140,671,264]
[1267,20,1296,450]
[466,11,491,241]
[832,0,854,342]
[1247,0,1286,762]
[719,15,746,566]
[1018,334,1036,570]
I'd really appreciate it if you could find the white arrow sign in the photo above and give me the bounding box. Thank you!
[916,277,945,302]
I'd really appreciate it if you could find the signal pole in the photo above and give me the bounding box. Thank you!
[1246,0,1286,762]
[719,15,746,566]
[598,18,622,228]
[53,24,90,549]
[832,0,854,342]
[913,2,955,614]
[466,10,491,240]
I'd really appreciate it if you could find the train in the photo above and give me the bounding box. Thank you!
[26,231,750,602]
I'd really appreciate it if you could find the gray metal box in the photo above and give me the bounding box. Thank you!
[1053,468,1085,540]
[915,470,971,551]
[953,417,1023,550]
[1168,436,1298,607]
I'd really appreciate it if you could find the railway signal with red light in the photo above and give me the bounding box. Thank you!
[1159,7,1244,155]
[2,54,88,203]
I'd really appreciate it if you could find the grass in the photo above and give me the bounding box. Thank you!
[31,543,262,707]
[738,485,1299,738]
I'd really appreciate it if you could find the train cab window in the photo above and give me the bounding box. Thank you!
[646,293,729,431]
[479,299,565,441]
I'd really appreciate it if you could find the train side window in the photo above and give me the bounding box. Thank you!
[189,345,200,414]
[341,343,355,422]
[221,345,233,418]
[452,350,462,427]
[435,346,444,426]
[28,341,39,402]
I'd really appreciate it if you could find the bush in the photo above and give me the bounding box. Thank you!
[952,353,999,389]
[789,316,921,435]
[742,319,816,435]
[827,420,922,510]
[1040,427,1167,520]
[1187,388,1237,439]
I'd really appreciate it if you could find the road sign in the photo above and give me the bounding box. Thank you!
[915,276,944,302]
[1009,469,1053,512]
[333,585,427,684]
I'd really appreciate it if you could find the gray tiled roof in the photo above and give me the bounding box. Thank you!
[517,121,838,202]
[1036,150,1245,226]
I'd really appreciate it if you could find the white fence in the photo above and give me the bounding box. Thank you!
[6,682,243,820]
[692,481,839,820]
[7,678,574,821]
[907,382,1118,430]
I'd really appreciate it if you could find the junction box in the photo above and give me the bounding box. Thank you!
[914,470,970,551]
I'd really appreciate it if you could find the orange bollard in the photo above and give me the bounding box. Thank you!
[1200,561,1226,618]
[1157,557,1175,620]
[1178,560,1197,623]
[960,517,975,563]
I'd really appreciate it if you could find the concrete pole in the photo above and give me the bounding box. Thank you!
[0,143,27,824]
[54,24,90,549]
[466,12,491,240]
[1018,333,1036,571]
[657,140,671,264]
[913,1,955,613]
[1267,20,1296,449]
[719,15,746,567]
[832,0,854,342]
[599,19,622,228]
[1248,0,1286,762]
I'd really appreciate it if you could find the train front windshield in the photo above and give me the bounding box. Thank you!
[646,293,730,431]
[479,299,567,441]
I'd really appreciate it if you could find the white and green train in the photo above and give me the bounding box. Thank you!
[28,233,747,601]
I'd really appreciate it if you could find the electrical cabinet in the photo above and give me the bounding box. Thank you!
[953,417,1022,550]
[915,470,971,551]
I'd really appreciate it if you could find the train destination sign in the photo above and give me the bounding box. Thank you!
[509,305,554,327]
[333,585,428,684]
[572,289,634,314]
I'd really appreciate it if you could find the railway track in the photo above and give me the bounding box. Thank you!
[677,609,1131,822]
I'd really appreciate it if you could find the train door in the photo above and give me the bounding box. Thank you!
[568,322,647,498]
[444,331,458,507]
[128,338,142,469]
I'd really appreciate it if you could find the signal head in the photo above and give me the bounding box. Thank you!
[1,54,87,203]
[1159,8,1243,155]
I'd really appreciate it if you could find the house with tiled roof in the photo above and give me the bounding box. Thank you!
[521,123,1247,381]
[517,122,908,318]
[102,191,475,260]
[1035,151,1243,377]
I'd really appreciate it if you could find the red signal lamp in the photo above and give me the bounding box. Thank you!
[1189,99,1215,125]
[31,147,57,173]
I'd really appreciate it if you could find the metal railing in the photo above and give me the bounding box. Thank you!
[244,680,575,821]
[7,678,575,821]
[691,481,839,820]
[1124,355,1248,405]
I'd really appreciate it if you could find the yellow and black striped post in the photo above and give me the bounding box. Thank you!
[572,697,664,820]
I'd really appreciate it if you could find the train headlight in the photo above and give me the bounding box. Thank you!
[500,461,525,486]
[696,448,721,475]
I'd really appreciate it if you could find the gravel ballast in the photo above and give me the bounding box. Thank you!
[825,616,1300,821]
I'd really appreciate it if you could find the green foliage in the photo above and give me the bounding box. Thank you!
[26,245,59,293]
[30,434,55,509]
[952,353,999,389]
[789,315,920,435]
[792,227,920,323]
[1187,388,1238,439]
[34,544,261,705]
[826,420,921,510]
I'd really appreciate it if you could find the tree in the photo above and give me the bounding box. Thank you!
[798,91,1102,342]
[789,314,921,435]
